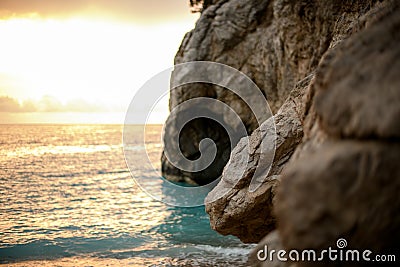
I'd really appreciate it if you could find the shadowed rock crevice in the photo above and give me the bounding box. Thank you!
[180,117,231,185]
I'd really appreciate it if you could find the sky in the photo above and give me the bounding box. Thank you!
[0,0,198,124]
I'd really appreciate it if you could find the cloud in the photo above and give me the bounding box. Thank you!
[0,95,112,113]
[0,96,22,112]
[0,0,193,23]
[0,96,35,112]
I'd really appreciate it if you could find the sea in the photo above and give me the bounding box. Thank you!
[0,124,254,266]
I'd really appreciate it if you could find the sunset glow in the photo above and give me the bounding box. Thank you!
[0,1,198,124]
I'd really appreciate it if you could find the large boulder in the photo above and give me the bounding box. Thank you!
[276,142,400,264]
[205,75,311,243]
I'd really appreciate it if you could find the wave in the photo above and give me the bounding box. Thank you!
[195,244,255,257]
[37,169,130,179]
[0,236,144,263]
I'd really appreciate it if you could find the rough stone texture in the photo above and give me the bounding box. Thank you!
[272,3,400,266]
[205,75,311,243]
[276,142,400,264]
[206,174,280,243]
[203,0,386,243]
[162,0,379,185]
[314,14,400,139]
[247,6,400,265]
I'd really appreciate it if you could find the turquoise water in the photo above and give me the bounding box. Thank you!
[0,124,253,266]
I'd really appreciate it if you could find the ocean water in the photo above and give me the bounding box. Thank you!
[0,124,254,266]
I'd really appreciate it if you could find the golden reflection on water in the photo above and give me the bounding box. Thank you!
[0,124,251,266]
[5,144,121,158]
[0,124,169,245]
[8,256,185,267]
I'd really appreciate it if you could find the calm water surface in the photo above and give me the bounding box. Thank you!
[0,124,253,266]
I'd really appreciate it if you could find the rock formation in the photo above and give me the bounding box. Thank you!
[273,3,400,266]
[201,0,391,243]
[163,0,400,266]
[162,0,380,185]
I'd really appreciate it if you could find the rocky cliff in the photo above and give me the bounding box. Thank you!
[163,0,375,185]
[163,0,400,265]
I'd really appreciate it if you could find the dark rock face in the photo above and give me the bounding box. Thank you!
[162,0,379,185]
[314,11,400,139]
[162,115,232,185]
[273,3,400,266]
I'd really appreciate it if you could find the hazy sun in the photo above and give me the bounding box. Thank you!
[0,16,196,123]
